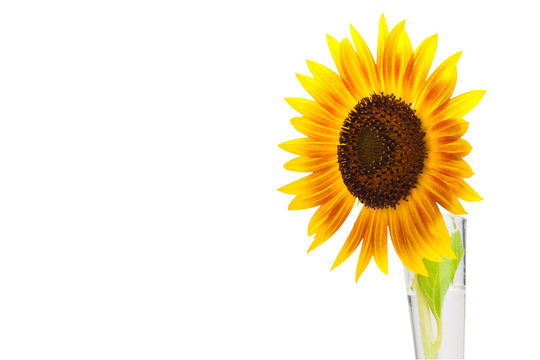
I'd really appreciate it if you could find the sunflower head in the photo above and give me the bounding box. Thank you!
[279,15,484,280]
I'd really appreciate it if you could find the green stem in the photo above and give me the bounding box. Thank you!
[433,315,443,353]
[412,275,443,359]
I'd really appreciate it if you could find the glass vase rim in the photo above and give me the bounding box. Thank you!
[442,214,466,221]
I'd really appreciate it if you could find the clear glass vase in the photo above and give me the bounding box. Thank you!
[404,215,466,359]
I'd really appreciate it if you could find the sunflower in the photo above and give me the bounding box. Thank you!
[279,15,484,280]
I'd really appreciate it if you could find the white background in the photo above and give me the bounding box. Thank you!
[0,0,537,359]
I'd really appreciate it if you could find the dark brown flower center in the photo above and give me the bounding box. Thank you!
[337,93,427,209]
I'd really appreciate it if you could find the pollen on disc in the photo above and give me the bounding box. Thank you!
[338,93,427,209]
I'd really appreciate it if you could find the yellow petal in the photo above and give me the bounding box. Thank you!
[432,172,482,202]
[377,14,389,73]
[431,159,474,179]
[350,25,381,92]
[355,236,374,281]
[399,202,443,262]
[327,35,357,98]
[290,117,340,141]
[396,205,432,274]
[416,52,461,121]
[409,190,456,259]
[381,20,412,95]
[278,168,339,195]
[403,34,438,102]
[332,206,370,270]
[279,138,336,157]
[432,138,472,157]
[306,60,357,107]
[288,179,344,210]
[296,74,350,118]
[421,174,467,215]
[354,208,377,279]
[407,214,447,261]
[339,38,371,100]
[432,90,486,122]
[454,179,482,202]
[372,209,389,274]
[308,192,355,252]
[284,97,340,129]
[284,156,337,173]
[430,118,469,140]
[388,208,428,276]
[427,204,456,259]
[308,192,343,235]
[327,34,345,79]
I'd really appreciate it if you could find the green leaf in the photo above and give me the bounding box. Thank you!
[416,228,464,322]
